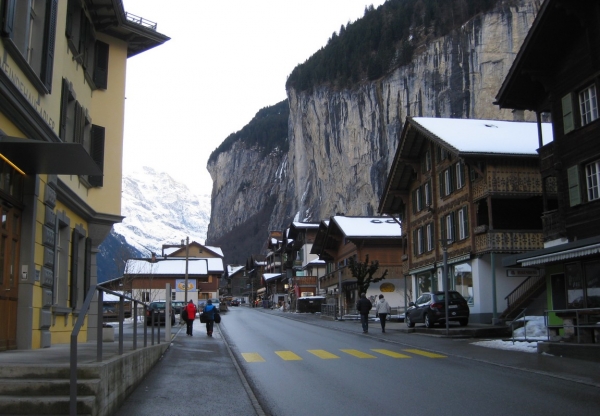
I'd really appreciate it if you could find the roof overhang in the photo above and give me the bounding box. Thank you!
[0,136,103,176]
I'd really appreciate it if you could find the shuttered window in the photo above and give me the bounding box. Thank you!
[88,125,105,187]
[562,93,574,134]
[585,160,600,202]
[579,85,599,127]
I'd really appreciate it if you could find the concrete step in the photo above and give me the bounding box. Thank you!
[0,365,100,380]
[0,395,95,415]
[0,378,100,396]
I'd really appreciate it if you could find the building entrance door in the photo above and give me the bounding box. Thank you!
[0,204,21,351]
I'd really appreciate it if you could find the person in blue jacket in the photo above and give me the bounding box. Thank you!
[203,299,218,337]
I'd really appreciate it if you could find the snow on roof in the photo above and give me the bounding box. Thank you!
[292,222,320,229]
[227,265,245,275]
[306,258,326,266]
[204,246,223,257]
[332,216,402,237]
[263,273,282,281]
[126,258,223,275]
[412,117,553,155]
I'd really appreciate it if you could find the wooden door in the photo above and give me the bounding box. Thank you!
[0,205,21,351]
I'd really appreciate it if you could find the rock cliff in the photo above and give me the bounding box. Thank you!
[207,0,543,263]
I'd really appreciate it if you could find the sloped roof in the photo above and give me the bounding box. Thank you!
[331,216,402,238]
[125,258,223,275]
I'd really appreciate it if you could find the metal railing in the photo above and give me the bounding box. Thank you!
[509,308,529,344]
[544,307,600,344]
[69,285,164,416]
[125,12,158,30]
[502,274,545,319]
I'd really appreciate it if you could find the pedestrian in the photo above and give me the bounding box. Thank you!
[375,294,391,333]
[184,300,197,336]
[202,299,218,337]
[356,293,373,333]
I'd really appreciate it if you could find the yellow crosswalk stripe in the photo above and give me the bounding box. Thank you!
[307,349,340,359]
[340,349,377,358]
[242,353,266,362]
[403,349,446,358]
[275,351,303,361]
[371,349,412,358]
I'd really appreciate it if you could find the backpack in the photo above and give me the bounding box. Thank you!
[181,307,188,320]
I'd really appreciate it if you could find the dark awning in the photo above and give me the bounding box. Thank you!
[0,136,103,176]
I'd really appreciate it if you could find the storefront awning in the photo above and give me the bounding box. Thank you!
[503,236,600,268]
[518,243,600,267]
[0,135,103,176]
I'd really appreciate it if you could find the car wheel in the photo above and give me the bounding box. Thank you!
[424,314,433,328]
[406,314,415,328]
[459,319,468,326]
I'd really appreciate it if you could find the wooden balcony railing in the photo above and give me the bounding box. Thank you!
[474,230,543,254]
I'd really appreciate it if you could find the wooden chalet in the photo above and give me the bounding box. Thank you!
[310,216,404,313]
[497,0,600,342]
[379,117,552,323]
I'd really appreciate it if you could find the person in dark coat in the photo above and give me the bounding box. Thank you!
[203,299,218,337]
[356,293,373,333]
[184,300,197,336]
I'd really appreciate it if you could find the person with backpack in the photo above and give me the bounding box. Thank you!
[183,300,197,336]
[202,299,218,337]
[356,293,373,333]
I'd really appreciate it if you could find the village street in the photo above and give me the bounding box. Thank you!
[116,307,600,416]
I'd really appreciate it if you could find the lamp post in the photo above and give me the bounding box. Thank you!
[284,283,289,312]
[440,239,450,336]
[183,236,189,303]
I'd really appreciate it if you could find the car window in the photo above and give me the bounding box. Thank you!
[416,294,430,304]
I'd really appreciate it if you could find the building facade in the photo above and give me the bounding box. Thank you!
[0,0,168,350]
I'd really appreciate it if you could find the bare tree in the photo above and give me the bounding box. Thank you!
[348,255,388,295]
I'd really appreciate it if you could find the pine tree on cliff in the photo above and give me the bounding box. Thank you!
[348,255,388,295]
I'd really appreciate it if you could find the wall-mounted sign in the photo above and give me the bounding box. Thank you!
[175,279,197,292]
[506,268,539,277]
[379,283,396,292]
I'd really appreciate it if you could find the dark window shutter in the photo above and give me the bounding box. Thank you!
[412,229,417,256]
[1,0,15,38]
[439,172,444,198]
[70,230,79,309]
[74,101,84,144]
[93,41,109,89]
[40,0,58,91]
[440,217,446,242]
[562,93,574,134]
[59,79,69,141]
[89,125,105,187]
[567,165,581,207]
[84,237,92,297]
[65,0,75,38]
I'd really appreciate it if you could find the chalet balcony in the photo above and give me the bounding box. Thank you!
[320,266,354,287]
[125,12,158,30]
[541,209,567,242]
[294,276,317,286]
[539,141,556,176]
[474,230,544,254]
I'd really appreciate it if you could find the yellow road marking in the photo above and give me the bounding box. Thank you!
[308,349,340,359]
[275,351,303,361]
[340,349,377,358]
[241,353,265,362]
[403,349,446,358]
[371,349,412,358]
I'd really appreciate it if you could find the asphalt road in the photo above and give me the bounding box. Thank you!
[114,307,600,416]
[222,307,600,416]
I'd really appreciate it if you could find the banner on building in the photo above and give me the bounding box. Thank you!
[175,279,197,292]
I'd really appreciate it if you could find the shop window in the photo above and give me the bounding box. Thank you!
[453,263,473,305]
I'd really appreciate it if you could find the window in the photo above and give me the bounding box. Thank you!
[579,85,599,127]
[441,213,455,243]
[424,181,432,207]
[417,227,424,254]
[1,0,58,92]
[456,162,465,189]
[54,215,70,307]
[426,223,434,252]
[425,151,432,172]
[585,160,600,202]
[415,187,423,212]
[458,207,469,240]
[65,0,110,90]
[440,168,454,197]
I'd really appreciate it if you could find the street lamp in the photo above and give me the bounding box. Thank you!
[183,237,189,303]
[441,239,450,336]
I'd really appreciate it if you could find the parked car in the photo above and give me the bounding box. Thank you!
[103,305,118,321]
[172,301,186,315]
[230,299,240,306]
[198,299,220,311]
[146,301,175,326]
[405,291,469,328]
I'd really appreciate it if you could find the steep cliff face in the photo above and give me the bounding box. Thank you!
[207,0,542,261]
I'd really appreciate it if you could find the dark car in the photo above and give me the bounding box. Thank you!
[171,301,186,315]
[146,301,175,326]
[405,291,469,328]
[230,299,240,306]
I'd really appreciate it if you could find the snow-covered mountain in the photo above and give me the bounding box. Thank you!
[97,167,210,282]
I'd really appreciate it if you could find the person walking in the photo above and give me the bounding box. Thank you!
[356,293,373,333]
[375,294,391,333]
[202,299,218,337]
[184,300,197,336]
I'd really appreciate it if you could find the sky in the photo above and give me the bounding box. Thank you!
[122,0,387,196]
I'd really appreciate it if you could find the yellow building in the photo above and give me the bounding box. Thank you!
[0,0,168,350]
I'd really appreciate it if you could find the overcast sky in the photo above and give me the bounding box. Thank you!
[122,0,387,196]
